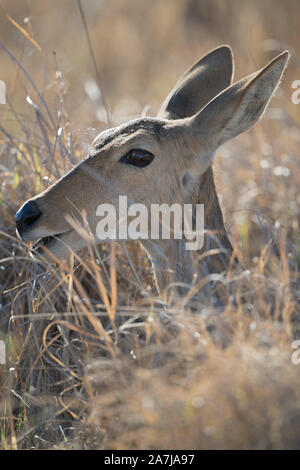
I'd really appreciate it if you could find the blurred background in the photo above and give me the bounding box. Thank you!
[1,0,299,130]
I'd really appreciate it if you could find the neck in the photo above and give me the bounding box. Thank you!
[141,167,234,298]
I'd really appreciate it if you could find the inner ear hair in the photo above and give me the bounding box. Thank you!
[158,45,234,120]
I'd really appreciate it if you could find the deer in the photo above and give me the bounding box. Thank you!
[15,46,289,300]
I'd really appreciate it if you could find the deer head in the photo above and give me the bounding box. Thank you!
[16,46,289,294]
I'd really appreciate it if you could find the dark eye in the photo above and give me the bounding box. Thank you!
[119,149,154,168]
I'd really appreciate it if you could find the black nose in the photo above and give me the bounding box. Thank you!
[16,200,42,237]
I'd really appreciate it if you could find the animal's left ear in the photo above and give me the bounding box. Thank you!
[184,51,289,174]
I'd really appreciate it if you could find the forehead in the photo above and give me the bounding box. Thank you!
[92,117,167,150]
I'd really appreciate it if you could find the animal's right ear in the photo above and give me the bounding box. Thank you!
[158,45,234,120]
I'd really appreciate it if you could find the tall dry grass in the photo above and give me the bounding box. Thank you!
[0,0,300,449]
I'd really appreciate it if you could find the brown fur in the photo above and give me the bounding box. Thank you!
[16,47,289,299]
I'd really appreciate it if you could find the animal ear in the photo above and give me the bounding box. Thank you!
[158,45,234,120]
[187,51,289,170]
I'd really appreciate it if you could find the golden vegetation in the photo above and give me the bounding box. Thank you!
[0,0,300,449]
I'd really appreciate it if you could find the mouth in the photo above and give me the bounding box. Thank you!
[31,231,72,254]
